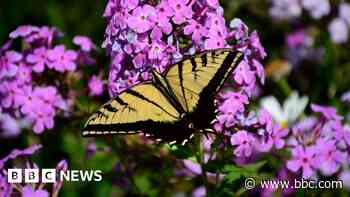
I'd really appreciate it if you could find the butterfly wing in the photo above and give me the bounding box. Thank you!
[82,82,180,137]
[82,49,243,142]
[165,49,243,113]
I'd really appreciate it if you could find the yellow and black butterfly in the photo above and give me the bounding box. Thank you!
[82,49,243,144]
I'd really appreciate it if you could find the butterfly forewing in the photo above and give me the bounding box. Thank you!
[165,49,240,112]
[82,83,180,136]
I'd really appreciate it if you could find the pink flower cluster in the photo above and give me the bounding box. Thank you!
[0,25,100,135]
[286,104,350,178]
[216,96,289,159]
[221,100,350,180]
[102,0,266,97]
[103,0,268,183]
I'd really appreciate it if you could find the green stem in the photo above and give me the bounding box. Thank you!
[106,138,140,193]
[277,78,292,97]
[195,135,208,189]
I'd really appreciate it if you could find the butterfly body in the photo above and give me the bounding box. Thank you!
[82,49,243,144]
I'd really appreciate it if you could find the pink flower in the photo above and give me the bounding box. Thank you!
[26,47,48,73]
[127,5,155,33]
[204,37,226,49]
[216,92,248,128]
[258,124,289,152]
[311,104,342,120]
[192,186,206,197]
[26,26,58,44]
[316,139,344,175]
[38,26,57,44]
[47,45,78,72]
[219,92,248,114]
[9,25,39,39]
[286,146,319,178]
[149,0,174,35]
[133,53,147,69]
[258,109,274,132]
[73,36,96,52]
[286,30,306,48]
[271,125,289,149]
[0,175,12,196]
[0,144,42,169]
[183,159,202,175]
[250,31,267,59]
[15,63,32,84]
[53,160,68,196]
[205,13,226,31]
[22,185,49,197]
[148,41,165,60]
[336,125,350,146]
[0,81,24,108]
[121,0,138,11]
[88,75,104,96]
[28,99,55,134]
[169,0,193,24]
[0,114,21,138]
[157,0,174,18]
[229,18,248,39]
[184,20,208,43]
[0,50,22,78]
[230,130,256,157]
[250,59,264,84]
[233,60,256,85]
[34,86,63,108]
[206,0,219,8]
[150,17,172,38]
[124,71,140,88]
[17,86,37,114]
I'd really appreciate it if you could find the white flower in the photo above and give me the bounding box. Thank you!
[260,91,308,126]
[302,0,330,19]
[340,3,350,26]
[328,18,349,44]
[269,0,302,20]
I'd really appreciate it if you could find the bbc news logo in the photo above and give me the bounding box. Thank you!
[7,169,102,183]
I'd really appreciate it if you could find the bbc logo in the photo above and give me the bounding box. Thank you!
[7,169,103,183]
[8,169,56,183]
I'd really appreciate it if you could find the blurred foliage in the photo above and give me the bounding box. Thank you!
[0,0,106,46]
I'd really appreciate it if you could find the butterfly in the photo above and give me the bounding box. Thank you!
[82,49,243,144]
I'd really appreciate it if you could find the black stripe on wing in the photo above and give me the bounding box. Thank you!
[125,89,178,119]
[195,51,243,111]
[151,71,186,114]
[177,61,189,111]
[190,57,198,71]
[201,52,208,67]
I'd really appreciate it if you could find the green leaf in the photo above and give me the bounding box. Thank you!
[62,132,85,168]
[241,161,267,175]
[87,152,118,172]
[169,145,193,159]
[224,171,242,183]
[223,161,266,183]
[134,174,157,195]
[203,159,225,172]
